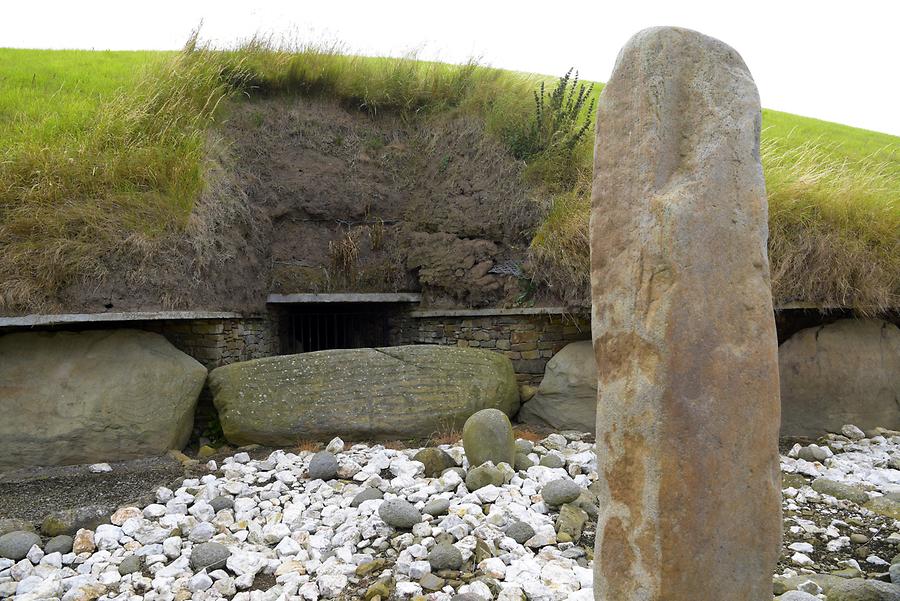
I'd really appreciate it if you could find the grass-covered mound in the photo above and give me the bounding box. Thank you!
[0,39,897,313]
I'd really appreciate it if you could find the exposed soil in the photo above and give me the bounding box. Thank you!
[56,97,546,314]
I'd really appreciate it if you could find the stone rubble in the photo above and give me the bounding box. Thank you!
[1,426,898,600]
[0,434,597,601]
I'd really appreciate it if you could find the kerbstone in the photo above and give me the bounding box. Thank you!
[589,27,781,600]
[519,341,598,433]
[0,330,206,470]
[209,346,519,444]
[780,320,900,437]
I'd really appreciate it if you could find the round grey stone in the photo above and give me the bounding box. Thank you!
[118,554,142,575]
[44,535,73,555]
[351,488,384,508]
[539,454,565,469]
[541,479,582,506]
[890,562,900,584]
[190,542,230,571]
[308,451,339,481]
[465,464,504,491]
[210,496,234,513]
[428,542,463,570]
[0,531,41,560]
[423,499,450,517]
[451,595,483,601]
[505,520,536,544]
[378,499,422,530]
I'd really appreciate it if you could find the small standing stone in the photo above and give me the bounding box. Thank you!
[462,408,515,468]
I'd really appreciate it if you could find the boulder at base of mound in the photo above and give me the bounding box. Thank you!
[209,345,520,445]
[0,329,207,471]
[780,319,900,437]
[518,341,596,433]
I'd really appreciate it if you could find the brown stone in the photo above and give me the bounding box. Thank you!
[590,27,781,600]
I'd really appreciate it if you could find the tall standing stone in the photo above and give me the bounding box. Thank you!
[590,28,781,600]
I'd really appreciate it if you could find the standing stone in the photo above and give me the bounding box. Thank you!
[590,27,781,600]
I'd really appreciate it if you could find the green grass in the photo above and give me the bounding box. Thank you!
[0,49,173,148]
[0,41,897,313]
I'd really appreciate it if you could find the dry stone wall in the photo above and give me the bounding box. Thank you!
[146,316,278,370]
[390,312,590,384]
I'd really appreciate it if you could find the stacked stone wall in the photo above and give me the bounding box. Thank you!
[390,312,590,384]
[146,317,278,370]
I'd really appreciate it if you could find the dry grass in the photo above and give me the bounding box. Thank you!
[764,139,899,312]
[513,425,546,443]
[381,440,407,450]
[427,424,462,447]
[294,439,321,453]
[529,136,899,313]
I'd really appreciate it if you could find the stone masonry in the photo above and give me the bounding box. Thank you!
[390,312,590,384]
[145,316,277,370]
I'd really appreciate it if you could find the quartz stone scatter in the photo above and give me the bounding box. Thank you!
[9,423,899,600]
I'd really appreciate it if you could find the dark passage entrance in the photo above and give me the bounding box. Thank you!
[278,303,392,354]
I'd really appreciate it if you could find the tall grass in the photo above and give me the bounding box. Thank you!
[0,39,897,313]
[0,41,234,310]
[529,135,900,313]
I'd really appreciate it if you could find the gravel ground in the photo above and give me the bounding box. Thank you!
[0,456,187,525]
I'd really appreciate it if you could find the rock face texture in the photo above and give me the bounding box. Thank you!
[209,345,519,445]
[0,329,206,471]
[780,319,900,437]
[518,341,597,432]
[589,27,781,600]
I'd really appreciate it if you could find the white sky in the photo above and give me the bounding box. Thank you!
[3,0,898,135]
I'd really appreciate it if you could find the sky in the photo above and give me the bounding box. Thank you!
[3,1,899,135]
